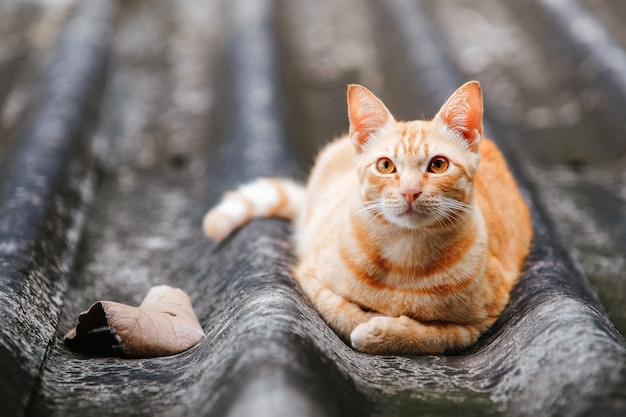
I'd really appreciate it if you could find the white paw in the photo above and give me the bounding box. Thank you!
[350,316,396,353]
[350,316,422,355]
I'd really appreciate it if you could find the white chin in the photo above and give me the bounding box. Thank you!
[388,212,431,229]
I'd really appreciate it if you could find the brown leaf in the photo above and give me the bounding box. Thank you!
[64,285,205,357]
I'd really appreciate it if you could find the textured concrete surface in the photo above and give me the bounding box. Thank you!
[0,0,625,416]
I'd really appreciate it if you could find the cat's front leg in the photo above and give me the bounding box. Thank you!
[295,265,380,341]
[350,315,484,355]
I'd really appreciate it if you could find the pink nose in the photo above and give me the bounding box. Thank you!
[401,190,421,204]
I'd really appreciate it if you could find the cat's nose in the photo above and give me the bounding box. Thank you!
[401,190,421,204]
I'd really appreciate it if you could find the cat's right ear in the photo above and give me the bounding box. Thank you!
[348,84,394,153]
[432,81,483,152]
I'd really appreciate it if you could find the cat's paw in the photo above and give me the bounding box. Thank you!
[350,316,413,355]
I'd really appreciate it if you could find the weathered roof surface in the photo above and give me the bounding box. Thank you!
[1,0,625,416]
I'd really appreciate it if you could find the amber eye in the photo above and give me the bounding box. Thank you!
[428,156,449,173]
[376,157,396,174]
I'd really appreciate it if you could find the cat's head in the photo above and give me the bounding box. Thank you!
[347,81,483,230]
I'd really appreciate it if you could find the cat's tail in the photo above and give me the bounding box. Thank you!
[203,178,306,242]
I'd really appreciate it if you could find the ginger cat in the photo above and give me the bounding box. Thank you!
[203,81,533,355]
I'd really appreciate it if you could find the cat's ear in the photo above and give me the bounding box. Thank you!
[433,81,483,152]
[348,84,394,153]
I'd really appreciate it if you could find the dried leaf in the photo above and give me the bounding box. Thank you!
[65,285,205,357]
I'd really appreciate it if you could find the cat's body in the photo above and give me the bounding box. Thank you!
[204,82,533,355]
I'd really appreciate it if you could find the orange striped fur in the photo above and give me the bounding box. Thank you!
[203,81,533,355]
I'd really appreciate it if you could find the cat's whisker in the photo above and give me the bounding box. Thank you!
[429,206,452,230]
[440,197,471,213]
[353,201,390,229]
[424,198,471,232]
[355,201,385,217]
[439,199,471,216]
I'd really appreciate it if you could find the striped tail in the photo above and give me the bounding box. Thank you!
[203,178,306,242]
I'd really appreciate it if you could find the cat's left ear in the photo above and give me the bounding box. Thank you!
[348,84,394,153]
[433,81,483,152]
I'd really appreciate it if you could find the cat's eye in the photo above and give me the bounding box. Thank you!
[376,158,396,174]
[428,156,449,174]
